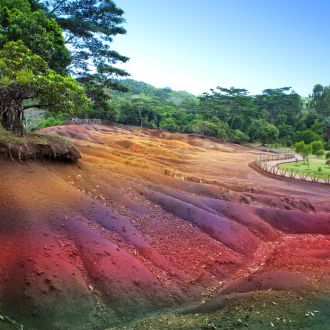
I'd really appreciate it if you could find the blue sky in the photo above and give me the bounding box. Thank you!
[113,0,330,96]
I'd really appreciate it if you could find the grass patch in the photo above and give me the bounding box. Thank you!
[107,291,330,330]
[0,127,80,162]
[279,155,330,179]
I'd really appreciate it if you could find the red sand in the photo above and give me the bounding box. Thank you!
[0,123,329,329]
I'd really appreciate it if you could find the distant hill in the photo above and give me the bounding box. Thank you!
[113,79,198,105]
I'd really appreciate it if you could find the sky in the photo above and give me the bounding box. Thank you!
[112,0,330,96]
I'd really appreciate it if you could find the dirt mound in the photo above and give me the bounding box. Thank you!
[0,123,329,329]
[0,128,80,162]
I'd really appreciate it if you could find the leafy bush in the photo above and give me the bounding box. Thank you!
[230,129,249,144]
[311,140,324,158]
[183,118,228,140]
[294,129,321,144]
[249,119,279,145]
[159,117,178,132]
[37,114,65,129]
[295,141,312,162]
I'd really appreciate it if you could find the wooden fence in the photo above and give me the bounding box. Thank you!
[65,118,112,125]
[255,153,330,184]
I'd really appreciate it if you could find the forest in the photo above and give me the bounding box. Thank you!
[0,0,330,152]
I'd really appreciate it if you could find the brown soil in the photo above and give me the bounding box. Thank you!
[0,124,329,329]
[0,129,80,162]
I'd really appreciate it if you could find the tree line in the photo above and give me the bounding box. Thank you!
[79,79,330,150]
[1,0,330,153]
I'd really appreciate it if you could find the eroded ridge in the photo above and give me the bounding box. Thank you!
[0,124,329,329]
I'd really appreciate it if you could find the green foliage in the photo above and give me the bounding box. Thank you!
[159,117,178,132]
[0,41,87,132]
[295,141,312,162]
[255,87,302,126]
[325,152,330,160]
[311,84,330,118]
[182,118,228,140]
[1,0,31,12]
[199,86,258,131]
[294,129,321,144]
[37,0,129,114]
[0,0,70,74]
[277,124,295,146]
[249,119,279,145]
[311,140,324,158]
[37,115,64,129]
[230,129,249,144]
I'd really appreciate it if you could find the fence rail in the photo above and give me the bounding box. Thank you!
[65,118,112,125]
[255,153,330,185]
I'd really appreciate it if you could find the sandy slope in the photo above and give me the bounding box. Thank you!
[0,124,329,329]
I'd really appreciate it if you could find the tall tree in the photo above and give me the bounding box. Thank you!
[0,41,87,134]
[0,0,71,74]
[36,0,129,87]
[255,87,302,126]
[199,87,259,131]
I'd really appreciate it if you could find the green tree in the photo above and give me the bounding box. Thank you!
[311,84,330,118]
[255,87,302,126]
[199,86,258,132]
[295,141,312,163]
[323,117,330,141]
[36,0,129,114]
[0,0,71,74]
[182,117,228,140]
[311,140,324,158]
[230,129,249,144]
[294,129,320,144]
[249,119,279,145]
[277,124,295,146]
[0,41,87,134]
[159,117,178,132]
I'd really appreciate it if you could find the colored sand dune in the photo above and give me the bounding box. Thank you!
[0,124,329,329]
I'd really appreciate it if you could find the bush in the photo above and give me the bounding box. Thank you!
[249,119,279,145]
[295,141,312,162]
[182,118,228,140]
[325,152,330,160]
[230,129,249,144]
[311,140,324,158]
[159,117,178,132]
[37,116,65,129]
[294,129,321,144]
[324,141,330,150]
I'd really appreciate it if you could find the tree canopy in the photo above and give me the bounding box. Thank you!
[0,0,71,74]
[0,41,87,134]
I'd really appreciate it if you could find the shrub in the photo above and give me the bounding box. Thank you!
[295,141,312,163]
[249,119,279,145]
[230,129,249,144]
[311,140,324,158]
[37,116,65,129]
[294,129,321,144]
[182,118,228,140]
[159,118,178,132]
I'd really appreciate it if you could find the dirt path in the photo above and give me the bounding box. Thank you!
[0,124,329,329]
